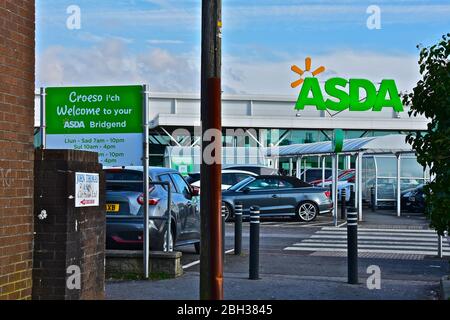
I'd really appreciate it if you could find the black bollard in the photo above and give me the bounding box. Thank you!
[249,206,260,280]
[340,189,347,220]
[347,207,358,284]
[370,187,376,212]
[221,203,226,262]
[234,202,243,255]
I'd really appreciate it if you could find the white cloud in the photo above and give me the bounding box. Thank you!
[147,39,184,45]
[37,39,420,96]
[222,51,420,96]
[36,38,200,92]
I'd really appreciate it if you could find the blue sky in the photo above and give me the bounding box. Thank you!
[36,0,450,95]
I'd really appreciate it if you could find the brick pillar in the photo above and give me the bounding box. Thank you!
[0,1,35,300]
[33,150,106,300]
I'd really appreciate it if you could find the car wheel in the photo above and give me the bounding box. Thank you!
[223,203,233,222]
[296,201,318,222]
[194,242,201,254]
[163,227,174,252]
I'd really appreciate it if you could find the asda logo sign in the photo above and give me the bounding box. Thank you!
[291,58,404,112]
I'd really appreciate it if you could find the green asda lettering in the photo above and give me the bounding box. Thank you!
[295,77,404,112]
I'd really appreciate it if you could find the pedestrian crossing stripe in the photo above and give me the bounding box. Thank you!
[284,227,450,257]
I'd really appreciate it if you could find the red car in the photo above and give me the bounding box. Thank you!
[310,169,355,186]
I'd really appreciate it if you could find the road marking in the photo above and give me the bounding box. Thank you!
[182,249,235,270]
[182,260,200,270]
[284,247,450,256]
[337,221,347,228]
[289,243,450,250]
[284,226,450,258]
[316,230,439,237]
[321,227,437,233]
[299,239,447,246]
[310,235,440,241]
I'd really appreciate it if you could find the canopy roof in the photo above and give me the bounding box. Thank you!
[266,134,415,157]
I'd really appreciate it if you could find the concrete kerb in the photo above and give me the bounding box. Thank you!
[106,250,183,279]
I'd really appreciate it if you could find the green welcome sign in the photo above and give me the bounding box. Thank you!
[46,85,143,134]
[45,85,144,166]
[295,78,404,112]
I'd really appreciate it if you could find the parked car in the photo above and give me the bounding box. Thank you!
[104,166,200,252]
[223,165,278,176]
[310,169,355,202]
[300,168,333,183]
[310,169,355,186]
[401,184,426,213]
[187,169,258,191]
[222,175,333,222]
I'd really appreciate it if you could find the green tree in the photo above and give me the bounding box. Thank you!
[403,34,450,235]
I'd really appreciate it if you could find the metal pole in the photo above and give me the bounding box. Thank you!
[347,208,358,284]
[357,153,363,221]
[396,154,401,217]
[200,0,223,299]
[438,234,443,258]
[249,206,260,280]
[332,154,339,226]
[341,189,347,220]
[289,158,293,177]
[371,187,376,212]
[143,84,150,279]
[40,87,46,149]
[322,156,326,188]
[303,158,307,181]
[234,202,243,255]
[221,203,226,261]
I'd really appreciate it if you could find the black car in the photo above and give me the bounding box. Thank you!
[105,166,200,252]
[401,184,426,213]
[222,175,333,222]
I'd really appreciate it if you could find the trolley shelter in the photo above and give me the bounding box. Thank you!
[266,135,430,221]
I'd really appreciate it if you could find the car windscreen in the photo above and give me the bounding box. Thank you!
[228,177,255,191]
[185,173,200,184]
[105,170,144,192]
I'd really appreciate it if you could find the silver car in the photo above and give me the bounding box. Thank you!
[221,175,333,222]
[105,166,200,252]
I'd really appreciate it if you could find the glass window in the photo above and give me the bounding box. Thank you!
[401,157,424,178]
[171,174,191,195]
[377,178,396,200]
[247,178,279,190]
[278,180,294,189]
[158,174,176,192]
[222,173,235,186]
[234,173,253,183]
[105,170,143,181]
[376,157,397,177]
[344,130,367,139]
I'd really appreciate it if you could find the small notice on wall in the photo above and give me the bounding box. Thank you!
[75,173,99,207]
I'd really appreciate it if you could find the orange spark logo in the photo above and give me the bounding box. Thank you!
[290,57,326,88]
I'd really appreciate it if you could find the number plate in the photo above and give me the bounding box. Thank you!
[106,204,120,212]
